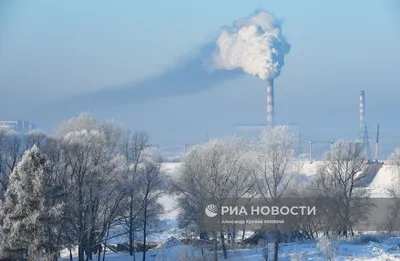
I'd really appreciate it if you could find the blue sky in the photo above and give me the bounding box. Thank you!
[1,0,399,146]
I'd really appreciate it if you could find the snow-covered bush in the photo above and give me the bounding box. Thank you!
[353,233,383,244]
[291,250,308,261]
[352,232,398,245]
[317,236,340,260]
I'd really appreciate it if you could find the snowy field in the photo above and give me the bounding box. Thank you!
[61,235,400,260]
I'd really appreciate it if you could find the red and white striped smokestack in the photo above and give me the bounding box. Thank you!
[359,90,365,129]
[267,79,274,127]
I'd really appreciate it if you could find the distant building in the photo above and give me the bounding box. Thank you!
[0,120,36,134]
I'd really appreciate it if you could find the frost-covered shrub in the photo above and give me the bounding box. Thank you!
[290,250,307,261]
[352,233,397,245]
[353,233,382,244]
[317,236,340,261]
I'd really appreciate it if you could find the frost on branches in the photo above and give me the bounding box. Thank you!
[0,145,64,261]
[317,236,340,261]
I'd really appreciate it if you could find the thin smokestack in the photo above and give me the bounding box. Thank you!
[359,90,365,129]
[374,124,380,162]
[267,79,274,127]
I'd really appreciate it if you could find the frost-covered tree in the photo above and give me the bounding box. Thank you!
[136,147,166,261]
[0,145,64,261]
[116,131,167,261]
[313,140,372,237]
[99,120,125,155]
[317,236,340,261]
[0,127,10,197]
[61,128,126,261]
[0,114,144,261]
[252,125,301,199]
[0,128,24,199]
[53,112,97,139]
[23,130,48,151]
[251,126,302,261]
[173,137,253,260]
[54,114,128,261]
[290,250,307,261]
[120,131,151,258]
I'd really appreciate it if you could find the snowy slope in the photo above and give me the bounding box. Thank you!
[298,161,323,176]
[161,163,181,175]
[159,163,181,219]
[368,164,397,197]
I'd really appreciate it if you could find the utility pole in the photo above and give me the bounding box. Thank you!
[309,140,313,163]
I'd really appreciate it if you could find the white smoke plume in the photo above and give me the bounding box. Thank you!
[53,9,290,114]
[210,9,291,80]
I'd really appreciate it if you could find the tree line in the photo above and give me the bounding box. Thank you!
[2,112,398,261]
[0,113,166,261]
[172,125,387,261]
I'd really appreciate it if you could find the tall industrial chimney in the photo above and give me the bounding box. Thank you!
[359,91,365,129]
[267,79,274,127]
[374,124,380,162]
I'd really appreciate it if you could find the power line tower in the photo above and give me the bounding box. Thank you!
[362,123,371,159]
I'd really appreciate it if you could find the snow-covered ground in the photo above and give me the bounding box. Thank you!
[118,161,400,260]
[61,235,400,260]
[368,164,396,197]
[59,162,400,261]
[159,163,181,219]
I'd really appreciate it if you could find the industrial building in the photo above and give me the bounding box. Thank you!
[0,120,36,134]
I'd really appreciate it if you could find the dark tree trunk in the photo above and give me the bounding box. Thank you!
[242,224,246,242]
[263,244,268,261]
[220,231,228,259]
[97,245,101,261]
[103,222,110,261]
[273,240,279,261]
[142,197,148,261]
[129,193,134,256]
[78,175,85,261]
[273,230,281,261]
[88,232,94,261]
[78,245,85,261]
[213,229,218,261]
